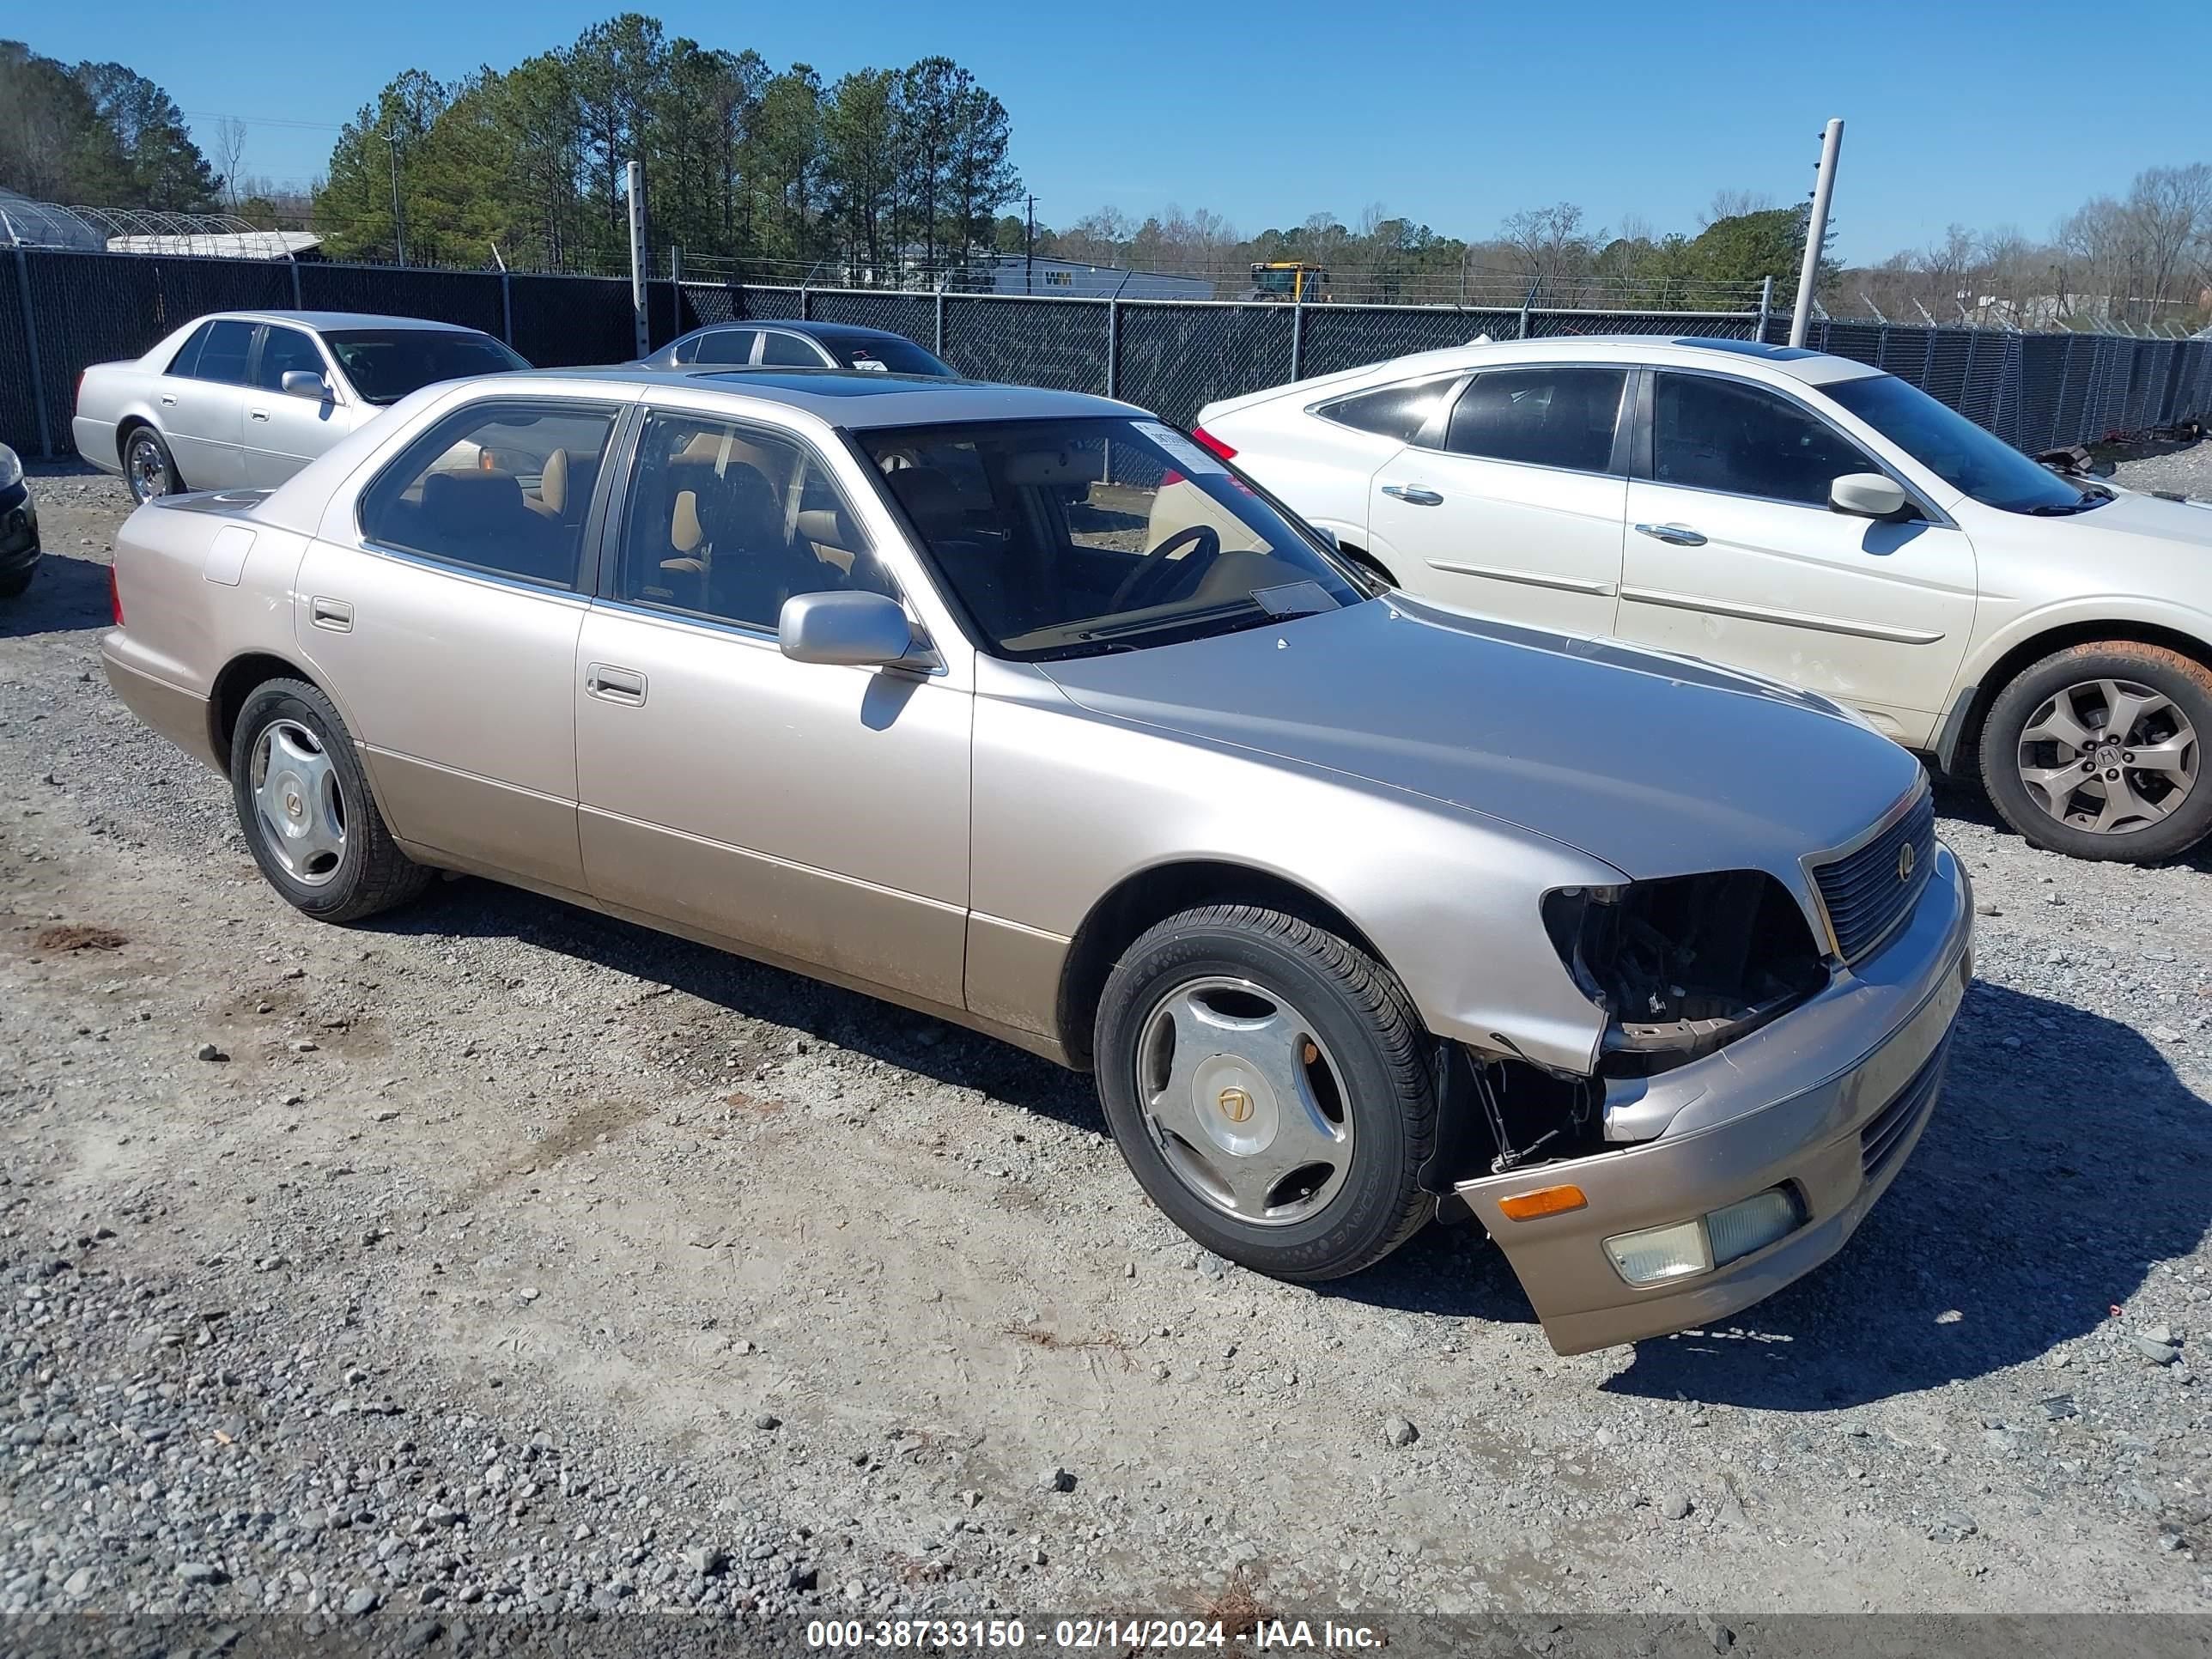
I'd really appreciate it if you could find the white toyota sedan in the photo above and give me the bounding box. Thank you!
[1178,337,2212,864]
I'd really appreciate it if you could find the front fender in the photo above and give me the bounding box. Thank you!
[968,665,1620,1074]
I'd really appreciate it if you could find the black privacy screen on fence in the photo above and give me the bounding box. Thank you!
[4,246,2208,462]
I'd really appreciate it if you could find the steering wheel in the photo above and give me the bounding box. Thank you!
[1108,523,1223,612]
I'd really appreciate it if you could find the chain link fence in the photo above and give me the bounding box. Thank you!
[6,246,2209,464]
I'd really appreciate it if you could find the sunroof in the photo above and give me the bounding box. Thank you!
[692,369,959,396]
[1672,337,1823,360]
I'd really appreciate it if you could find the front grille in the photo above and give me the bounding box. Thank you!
[1860,1037,1948,1181]
[1813,790,1936,963]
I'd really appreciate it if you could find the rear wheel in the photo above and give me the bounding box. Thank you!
[1093,904,1437,1281]
[123,426,179,504]
[1980,641,2212,862]
[230,678,432,922]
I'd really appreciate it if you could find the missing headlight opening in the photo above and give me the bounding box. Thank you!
[1546,872,1827,1079]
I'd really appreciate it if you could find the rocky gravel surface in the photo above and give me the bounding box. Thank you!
[2,457,2209,1650]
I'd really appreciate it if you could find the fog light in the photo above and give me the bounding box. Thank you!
[1706,1186,1803,1267]
[1602,1220,1711,1286]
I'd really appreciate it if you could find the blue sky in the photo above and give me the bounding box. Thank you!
[24,0,2207,263]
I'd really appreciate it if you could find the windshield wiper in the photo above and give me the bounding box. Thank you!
[1023,640,1139,661]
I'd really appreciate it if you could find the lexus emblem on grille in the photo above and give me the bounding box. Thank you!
[1897,842,1917,883]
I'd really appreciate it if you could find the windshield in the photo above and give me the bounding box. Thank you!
[830,336,956,376]
[1826,372,2094,514]
[858,416,1364,659]
[322,329,532,405]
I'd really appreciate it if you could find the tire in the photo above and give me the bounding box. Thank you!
[229,678,432,923]
[1093,904,1437,1281]
[1979,641,2212,863]
[122,425,180,505]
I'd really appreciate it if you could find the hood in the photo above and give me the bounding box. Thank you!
[2088,488,2212,549]
[1036,598,1925,882]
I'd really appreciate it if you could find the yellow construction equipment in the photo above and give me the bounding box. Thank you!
[1249,262,1330,302]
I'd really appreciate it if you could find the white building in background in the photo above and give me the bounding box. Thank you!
[980,254,1213,300]
[106,231,324,260]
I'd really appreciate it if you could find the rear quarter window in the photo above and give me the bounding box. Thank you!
[1314,376,1460,442]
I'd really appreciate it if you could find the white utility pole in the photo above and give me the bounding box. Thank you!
[1789,118,1843,348]
[626,161,648,359]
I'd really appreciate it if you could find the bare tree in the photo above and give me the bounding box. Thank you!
[1499,203,1602,296]
[1700,187,1774,228]
[213,116,247,210]
[2130,162,2212,321]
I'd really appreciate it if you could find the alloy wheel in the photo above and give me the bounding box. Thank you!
[126,435,167,504]
[2015,678,2198,836]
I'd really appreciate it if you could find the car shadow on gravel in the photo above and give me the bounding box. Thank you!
[368,880,1109,1137]
[0,549,112,641]
[1600,978,2211,1408]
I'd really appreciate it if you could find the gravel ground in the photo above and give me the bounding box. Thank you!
[2,453,2209,1649]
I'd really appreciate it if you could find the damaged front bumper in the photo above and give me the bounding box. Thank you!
[1459,841,1972,1356]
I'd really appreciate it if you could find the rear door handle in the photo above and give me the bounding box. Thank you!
[159,394,177,407]
[1634,522,1707,546]
[585,662,647,706]
[1381,483,1444,507]
[309,597,353,633]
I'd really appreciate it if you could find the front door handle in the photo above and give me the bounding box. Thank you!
[309,597,353,633]
[585,662,647,706]
[248,408,270,422]
[1634,522,1707,546]
[1382,483,1444,507]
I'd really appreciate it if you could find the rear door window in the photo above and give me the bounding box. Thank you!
[357,400,619,589]
[758,331,826,368]
[689,328,758,366]
[187,319,256,386]
[166,322,212,378]
[1443,367,1626,472]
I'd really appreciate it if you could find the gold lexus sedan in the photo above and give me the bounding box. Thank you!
[100,366,1971,1354]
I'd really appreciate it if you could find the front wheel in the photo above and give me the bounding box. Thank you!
[1093,905,1437,1281]
[230,678,432,922]
[1979,641,2212,862]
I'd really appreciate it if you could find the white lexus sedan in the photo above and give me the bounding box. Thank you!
[1181,337,2212,864]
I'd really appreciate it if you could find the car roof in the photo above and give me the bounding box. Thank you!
[200,311,483,335]
[488,365,1141,428]
[1316,333,1884,388]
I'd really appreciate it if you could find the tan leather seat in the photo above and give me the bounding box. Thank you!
[525,447,568,520]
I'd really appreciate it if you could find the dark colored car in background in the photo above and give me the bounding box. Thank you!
[641,320,957,377]
[0,444,38,598]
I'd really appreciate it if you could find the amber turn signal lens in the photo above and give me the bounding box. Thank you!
[1498,1184,1587,1221]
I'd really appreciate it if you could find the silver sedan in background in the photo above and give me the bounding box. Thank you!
[73,311,531,501]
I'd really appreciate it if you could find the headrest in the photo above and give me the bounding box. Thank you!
[672,489,703,554]
[538,447,568,514]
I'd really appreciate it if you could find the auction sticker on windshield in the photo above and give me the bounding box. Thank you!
[1139,422,1230,475]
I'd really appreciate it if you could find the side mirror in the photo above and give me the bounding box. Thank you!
[281,370,331,402]
[778,590,921,668]
[1830,471,1910,520]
